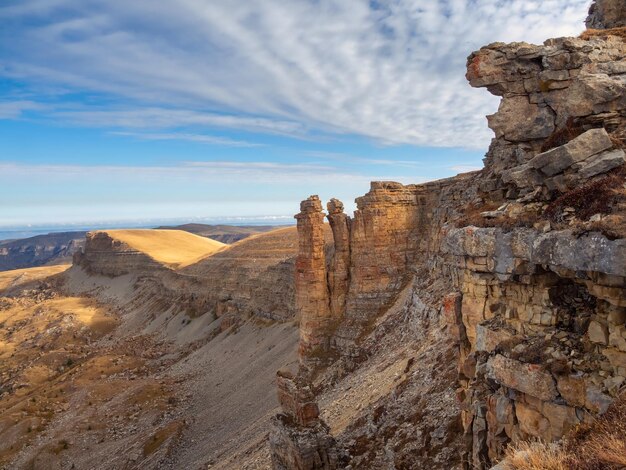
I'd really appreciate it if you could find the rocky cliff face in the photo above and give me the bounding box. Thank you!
[0,231,85,271]
[271,3,626,468]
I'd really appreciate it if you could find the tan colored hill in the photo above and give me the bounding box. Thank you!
[101,229,227,269]
[156,223,282,244]
[0,264,70,292]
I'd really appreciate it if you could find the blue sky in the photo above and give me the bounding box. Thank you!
[0,0,590,227]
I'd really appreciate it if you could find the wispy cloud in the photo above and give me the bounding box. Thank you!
[0,100,43,119]
[0,0,589,149]
[112,131,263,147]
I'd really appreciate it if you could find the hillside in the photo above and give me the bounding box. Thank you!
[0,227,303,469]
[1,2,625,470]
[99,229,226,269]
[157,223,281,244]
[0,232,85,271]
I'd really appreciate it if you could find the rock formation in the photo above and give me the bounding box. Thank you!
[295,196,334,359]
[586,0,626,29]
[270,371,342,470]
[272,2,626,468]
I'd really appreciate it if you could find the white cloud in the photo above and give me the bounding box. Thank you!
[111,131,263,147]
[0,0,590,148]
[0,100,43,119]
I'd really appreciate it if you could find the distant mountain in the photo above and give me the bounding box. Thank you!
[0,231,86,271]
[156,223,280,244]
[0,224,284,272]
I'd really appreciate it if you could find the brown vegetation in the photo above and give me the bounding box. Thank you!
[502,393,626,470]
[545,166,626,223]
[579,26,626,41]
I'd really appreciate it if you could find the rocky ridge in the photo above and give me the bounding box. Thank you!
[270,2,626,469]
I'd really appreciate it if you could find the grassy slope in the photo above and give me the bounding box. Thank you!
[103,229,227,268]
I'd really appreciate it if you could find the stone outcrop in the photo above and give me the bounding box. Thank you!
[295,196,333,359]
[74,231,164,276]
[586,0,626,29]
[273,4,626,469]
[466,33,625,201]
[270,371,342,470]
[326,199,350,321]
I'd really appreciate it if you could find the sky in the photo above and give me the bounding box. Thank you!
[0,0,591,227]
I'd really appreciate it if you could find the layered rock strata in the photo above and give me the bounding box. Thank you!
[270,371,342,470]
[273,3,626,469]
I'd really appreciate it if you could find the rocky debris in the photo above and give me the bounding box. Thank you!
[586,0,626,29]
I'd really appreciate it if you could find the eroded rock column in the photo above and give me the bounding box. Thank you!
[326,199,351,320]
[269,371,342,470]
[295,196,332,359]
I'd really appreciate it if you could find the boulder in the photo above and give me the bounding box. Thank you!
[577,148,626,179]
[529,128,613,176]
[487,355,558,401]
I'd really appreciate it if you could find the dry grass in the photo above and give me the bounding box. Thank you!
[579,26,626,41]
[544,166,626,223]
[503,441,569,470]
[502,394,626,470]
[102,229,227,268]
[0,264,70,292]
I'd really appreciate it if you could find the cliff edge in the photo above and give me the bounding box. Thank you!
[271,1,626,469]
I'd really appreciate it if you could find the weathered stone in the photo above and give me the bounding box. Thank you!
[557,374,587,407]
[603,347,626,369]
[543,402,580,441]
[609,325,626,351]
[585,384,613,413]
[515,402,549,438]
[487,96,555,142]
[326,198,351,320]
[487,355,558,401]
[586,0,626,29]
[295,196,332,358]
[577,148,626,179]
[475,324,514,352]
[588,320,609,344]
[529,128,614,176]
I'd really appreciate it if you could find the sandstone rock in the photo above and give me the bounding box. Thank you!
[487,355,558,401]
[586,0,626,29]
[577,148,626,179]
[543,401,580,441]
[295,196,333,358]
[588,320,609,344]
[556,374,587,407]
[487,97,555,142]
[603,347,626,369]
[475,324,513,353]
[269,416,341,470]
[326,199,351,320]
[515,402,549,438]
[529,128,613,176]
[585,384,613,413]
[609,325,626,351]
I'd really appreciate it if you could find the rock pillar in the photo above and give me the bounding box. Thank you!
[326,198,351,320]
[295,196,331,359]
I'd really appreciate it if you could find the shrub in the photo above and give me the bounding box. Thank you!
[544,166,626,222]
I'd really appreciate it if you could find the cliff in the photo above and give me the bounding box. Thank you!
[0,231,85,271]
[271,2,626,468]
